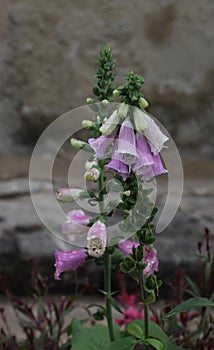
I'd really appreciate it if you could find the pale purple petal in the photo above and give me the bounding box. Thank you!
[105,158,130,181]
[88,131,116,158]
[54,249,86,280]
[143,114,169,155]
[87,221,107,258]
[118,240,139,256]
[116,118,137,165]
[133,133,154,175]
[140,153,167,181]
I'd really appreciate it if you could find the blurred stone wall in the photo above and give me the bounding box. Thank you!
[1,0,214,151]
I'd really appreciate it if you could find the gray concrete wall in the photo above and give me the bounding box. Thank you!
[0,0,213,153]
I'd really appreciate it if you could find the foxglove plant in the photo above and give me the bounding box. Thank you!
[53,45,214,350]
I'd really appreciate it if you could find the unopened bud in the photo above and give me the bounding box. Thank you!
[113,89,121,97]
[101,99,109,106]
[139,97,149,109]
[118,103,129,119]
[82,120,94,129]
[86,98,94,104]
[84,168,100,182]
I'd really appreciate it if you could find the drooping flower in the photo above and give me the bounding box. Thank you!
[88,130,116,158]
[62,209,92,235]
[133,133,154,176]
[143,113,169,155]
[105,158,130,181]
[84,167,100,181]
[115,118,138,165]
[118,240,139,256]
[56,188,88,202]
[54,249,86,280]
[99,109,120,136]
[117,103,129,119]
[140,153,167,182]
[144,247,159,276]
[87,221,107,258]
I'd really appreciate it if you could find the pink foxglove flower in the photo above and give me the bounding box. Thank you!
[143,113,169,155]
[115,118,137,165]
[62,210,92,235]
[87,221,107,258]
[118,240,159,276]
[54,249,86,280]
[105,158,129,181]
[140,153,167,182]
[144,247,159,276]
[88,131,115,158]
[118,240,139,256]
[133,133,154,176]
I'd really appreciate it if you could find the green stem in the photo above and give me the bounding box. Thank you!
[98,163,115,342]
[104,251,115,342]
[139,271,149,339]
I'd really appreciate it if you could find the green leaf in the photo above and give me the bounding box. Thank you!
[106,338,137,350]
[147,338,164,350]
[126,323,144,339]
[69,318,111,350]
[164,297,214,319]
[127,320,186,350]
[109,296,123,314]
[185,277,200,297]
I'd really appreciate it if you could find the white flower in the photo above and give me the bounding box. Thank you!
[143,113,169,155]
[99,110,120,135]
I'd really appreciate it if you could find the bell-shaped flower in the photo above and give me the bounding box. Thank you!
[88,130,116,158]
[99,110,120,136]
[87,221,107,258]
[56,188,88,203]
[118,240,139,256]
[54,249,86,280]
[133,133,154,176]
[105,158,129,181]
[133,109,148,132]
[140,153,167,182]
[62,209,92,235]
[115,118,138,165]
[118,103,129,119]
[143,114,169,155]
[144,247,159,276]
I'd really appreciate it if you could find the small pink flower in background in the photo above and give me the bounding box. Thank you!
[87,221,107,258]
[54,249,86,280]
[118,240,159,276]
[84,167,100,181]
[118,240,139,256]
[62,209,92,236]
[144,247,159,277]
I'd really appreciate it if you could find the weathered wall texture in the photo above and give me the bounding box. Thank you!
[0,0,213,153]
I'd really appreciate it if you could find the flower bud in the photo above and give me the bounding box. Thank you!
[101,99,109,105]
[82,120,94,129]
[84,168,100,181]
[56,188,86,202]
[70,138,92,152]
[85,160,98,170]
[122,190,131,197]
[133,108,148,132]
[113,89,121,97]
[139,97,149,109]
[86,98,95,104]
[118,103,129,119]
